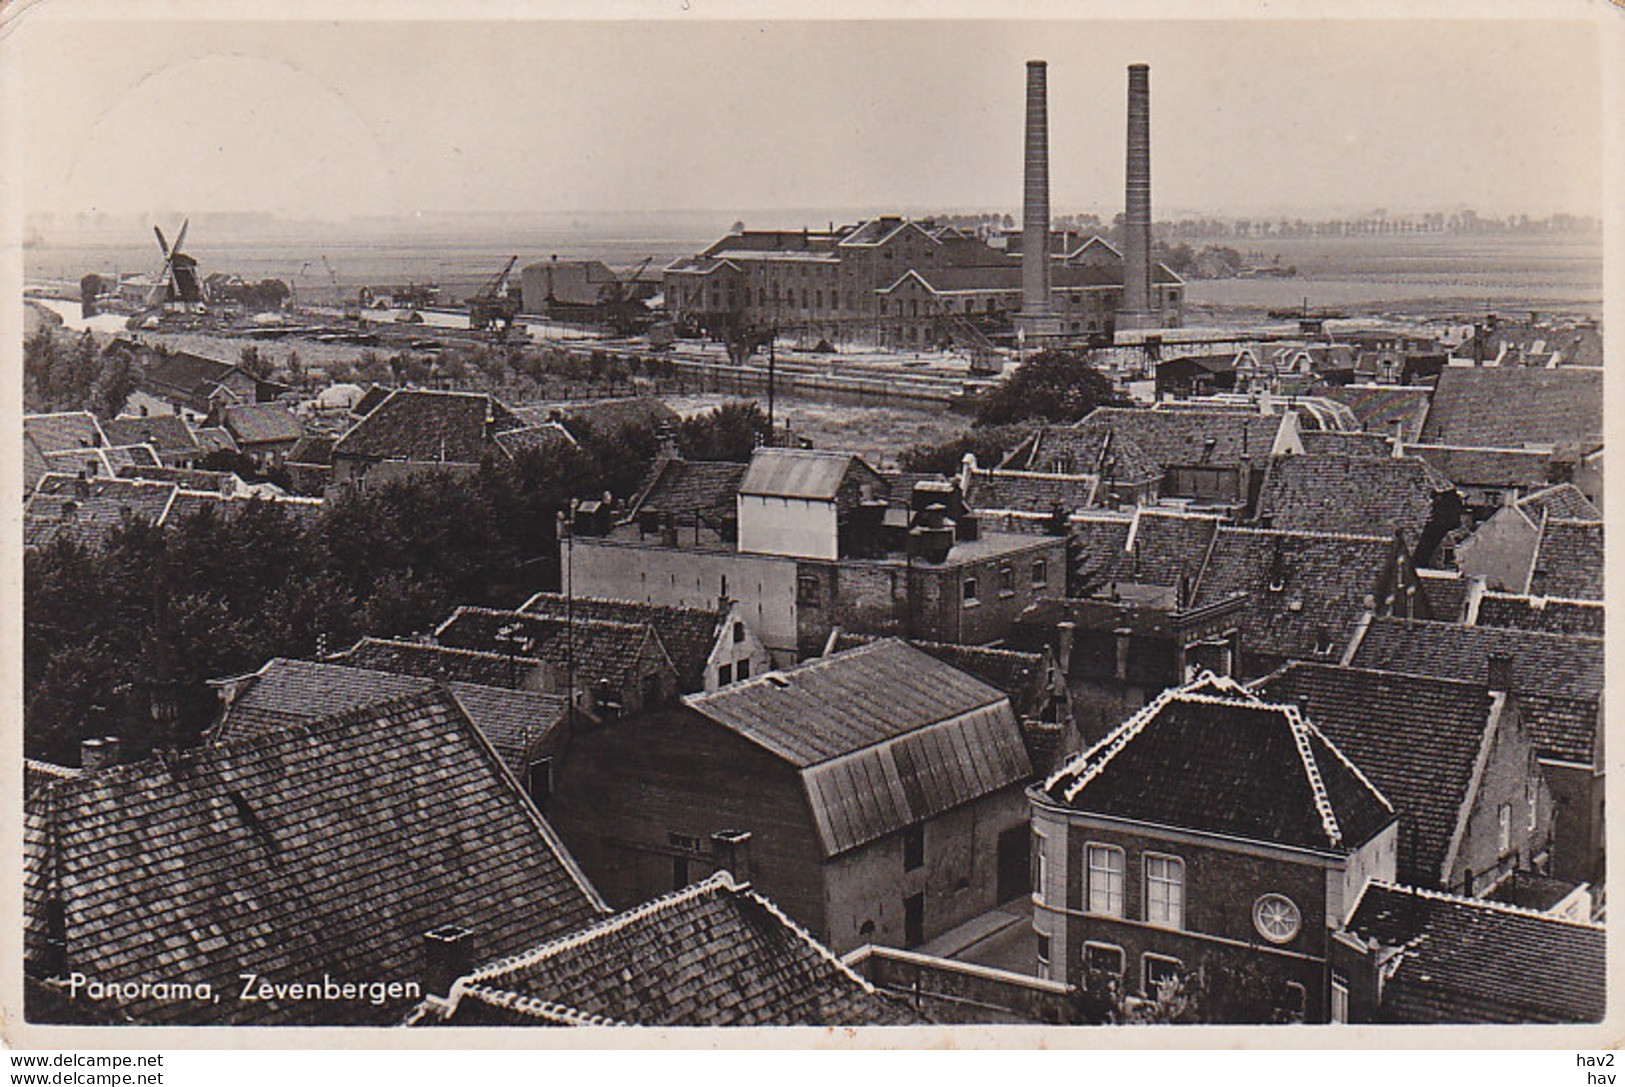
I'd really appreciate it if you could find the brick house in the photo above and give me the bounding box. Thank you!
[546,639,1034,955]
[1253,662,1555,894]
[1029,674,1398,1023]
[1349,617,1603,884]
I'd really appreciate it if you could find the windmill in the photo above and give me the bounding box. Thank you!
[147,219,204,308]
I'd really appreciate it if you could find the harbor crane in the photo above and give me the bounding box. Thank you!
[469,255,522,337]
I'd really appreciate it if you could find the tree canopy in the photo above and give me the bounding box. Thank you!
[973,349,1125,427]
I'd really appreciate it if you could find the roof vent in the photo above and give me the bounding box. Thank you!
[764,674,791,689]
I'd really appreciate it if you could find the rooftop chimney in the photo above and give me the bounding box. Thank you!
[422,924,475,1001]
[81,737,111,771]
[711,829,753,888]
[1120,63,1155,331]
[1487,653,1515,694]
[1021,61,1053,320]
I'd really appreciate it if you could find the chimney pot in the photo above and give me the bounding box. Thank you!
[423,924,475,1000]
[81,737,110,771]
[711,829,753,887]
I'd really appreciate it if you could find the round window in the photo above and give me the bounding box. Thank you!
[1253,894,1302,944]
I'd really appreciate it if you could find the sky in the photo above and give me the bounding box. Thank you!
[9,10,1609,222]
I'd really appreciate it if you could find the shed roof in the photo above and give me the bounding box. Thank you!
[738,448,877,501]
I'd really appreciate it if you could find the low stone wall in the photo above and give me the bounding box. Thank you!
[844,945,1077,1025]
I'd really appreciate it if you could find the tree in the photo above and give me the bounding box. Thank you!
[678,400,769,462]
[88,345,137,419]
[973,349,1125,427]
[898,423,1032,475]
[238,345,274,381]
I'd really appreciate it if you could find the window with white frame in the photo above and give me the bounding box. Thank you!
[1084,942,1124,979]
[963,574,979,605]
[1086,844,1125,916]
[1142,953,1182,998]
[1253,893,1302,944]
[1036,934,1052,981]
[1033,832,1048,902]
[1330,973,1350,1024]
[1031,558,1048,587]
[1498,803,1512,854]
[1145,854,1185,929]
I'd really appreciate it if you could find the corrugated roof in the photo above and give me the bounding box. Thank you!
[738,448,868,501]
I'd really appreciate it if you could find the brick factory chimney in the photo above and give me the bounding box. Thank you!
[1017,61,1062,342]
[1120,63,1155,332]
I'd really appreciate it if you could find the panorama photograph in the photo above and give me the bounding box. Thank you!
[8,7,1609,1039]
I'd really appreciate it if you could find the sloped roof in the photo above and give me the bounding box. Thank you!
[118,464,241,494]
[1254,663,1499,886]
[1416,569,1471,623]
[518,592,724,693]
[100,415,200,457]
[1324,385,1432,443]
[684,640,1031,856]
[1041,680,1393,854]
[333,389,517,464]
[491,422,577,460]
[739,448,877,501]
[24,689,605,1025]
[24,475,178,550]
[830,633,1052,723]
[1298,431,1392,458]
[963,467,1099,515]
[221,402,304,445]
[1013,408,1284,478]
[1350,618,1602,765]
[1518,482,1602,523]
[286,434,336,466]
[439,873,923,1027]
[209,658,570,778]
[1420,366,1603,448]
[627,457,749,524]
[1530,519,1603,600]
[1255,454,1453,546]
[1473,592,1604,636]
[24,411,106,453]
[332,637,546,690]
[192,426,239,456]
[1342,882,1604,1024]
[433,607,675,694]
[1408,444,1554,490]
[1194,527,1397,664]
[507,397,680,437]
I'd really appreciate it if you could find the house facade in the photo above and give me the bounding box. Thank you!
[1029,676,1398,1023]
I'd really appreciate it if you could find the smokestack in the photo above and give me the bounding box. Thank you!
[1121,63,1154,330]
[1020,60,1054,321]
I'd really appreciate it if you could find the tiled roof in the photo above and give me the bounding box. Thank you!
[24,476,178,551]
[433,607,674,694]
[333,389,517,464]
[117,464,241,494]
[1416,569,1471,622]
[491,422,577,460]
[1518,483,1602,523]
[1298,431,1392,458]
[221,402,304,445]
[1255,454,1454,547]
[333,637,546,690]
[1012,408,1283,478]
[518,592,724,693]
[99,415,200,458]
[24,411,106,454]
[160,489,322,529]
[963,467,1099,515]
[685,640,1031,856]
[1341,882,1604,1024]
[24,689,605,1025]
[192,426,239,455]
[141,350,238,400]
[1530,519,1603,600]
[1323,386,1432,443]
[1042,679,1394,853]
[627,457,749,523]
[39,444,158,482]
[211,657,567,779]
[1420,366,1603,448]
[507,397,680,438]
[1350,618,1601,765]
[286,435,335,466]
[439,873,923,1027]
[1069,509,1220,596]
[1473,592,1604,636]
[1254,663,1498,886]
[1408,444,1553,490]
[1194,527,1397,665]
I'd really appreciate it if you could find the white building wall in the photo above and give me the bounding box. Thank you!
[737,494,839,560]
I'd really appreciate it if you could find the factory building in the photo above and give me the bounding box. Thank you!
[663,62,1182,348]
